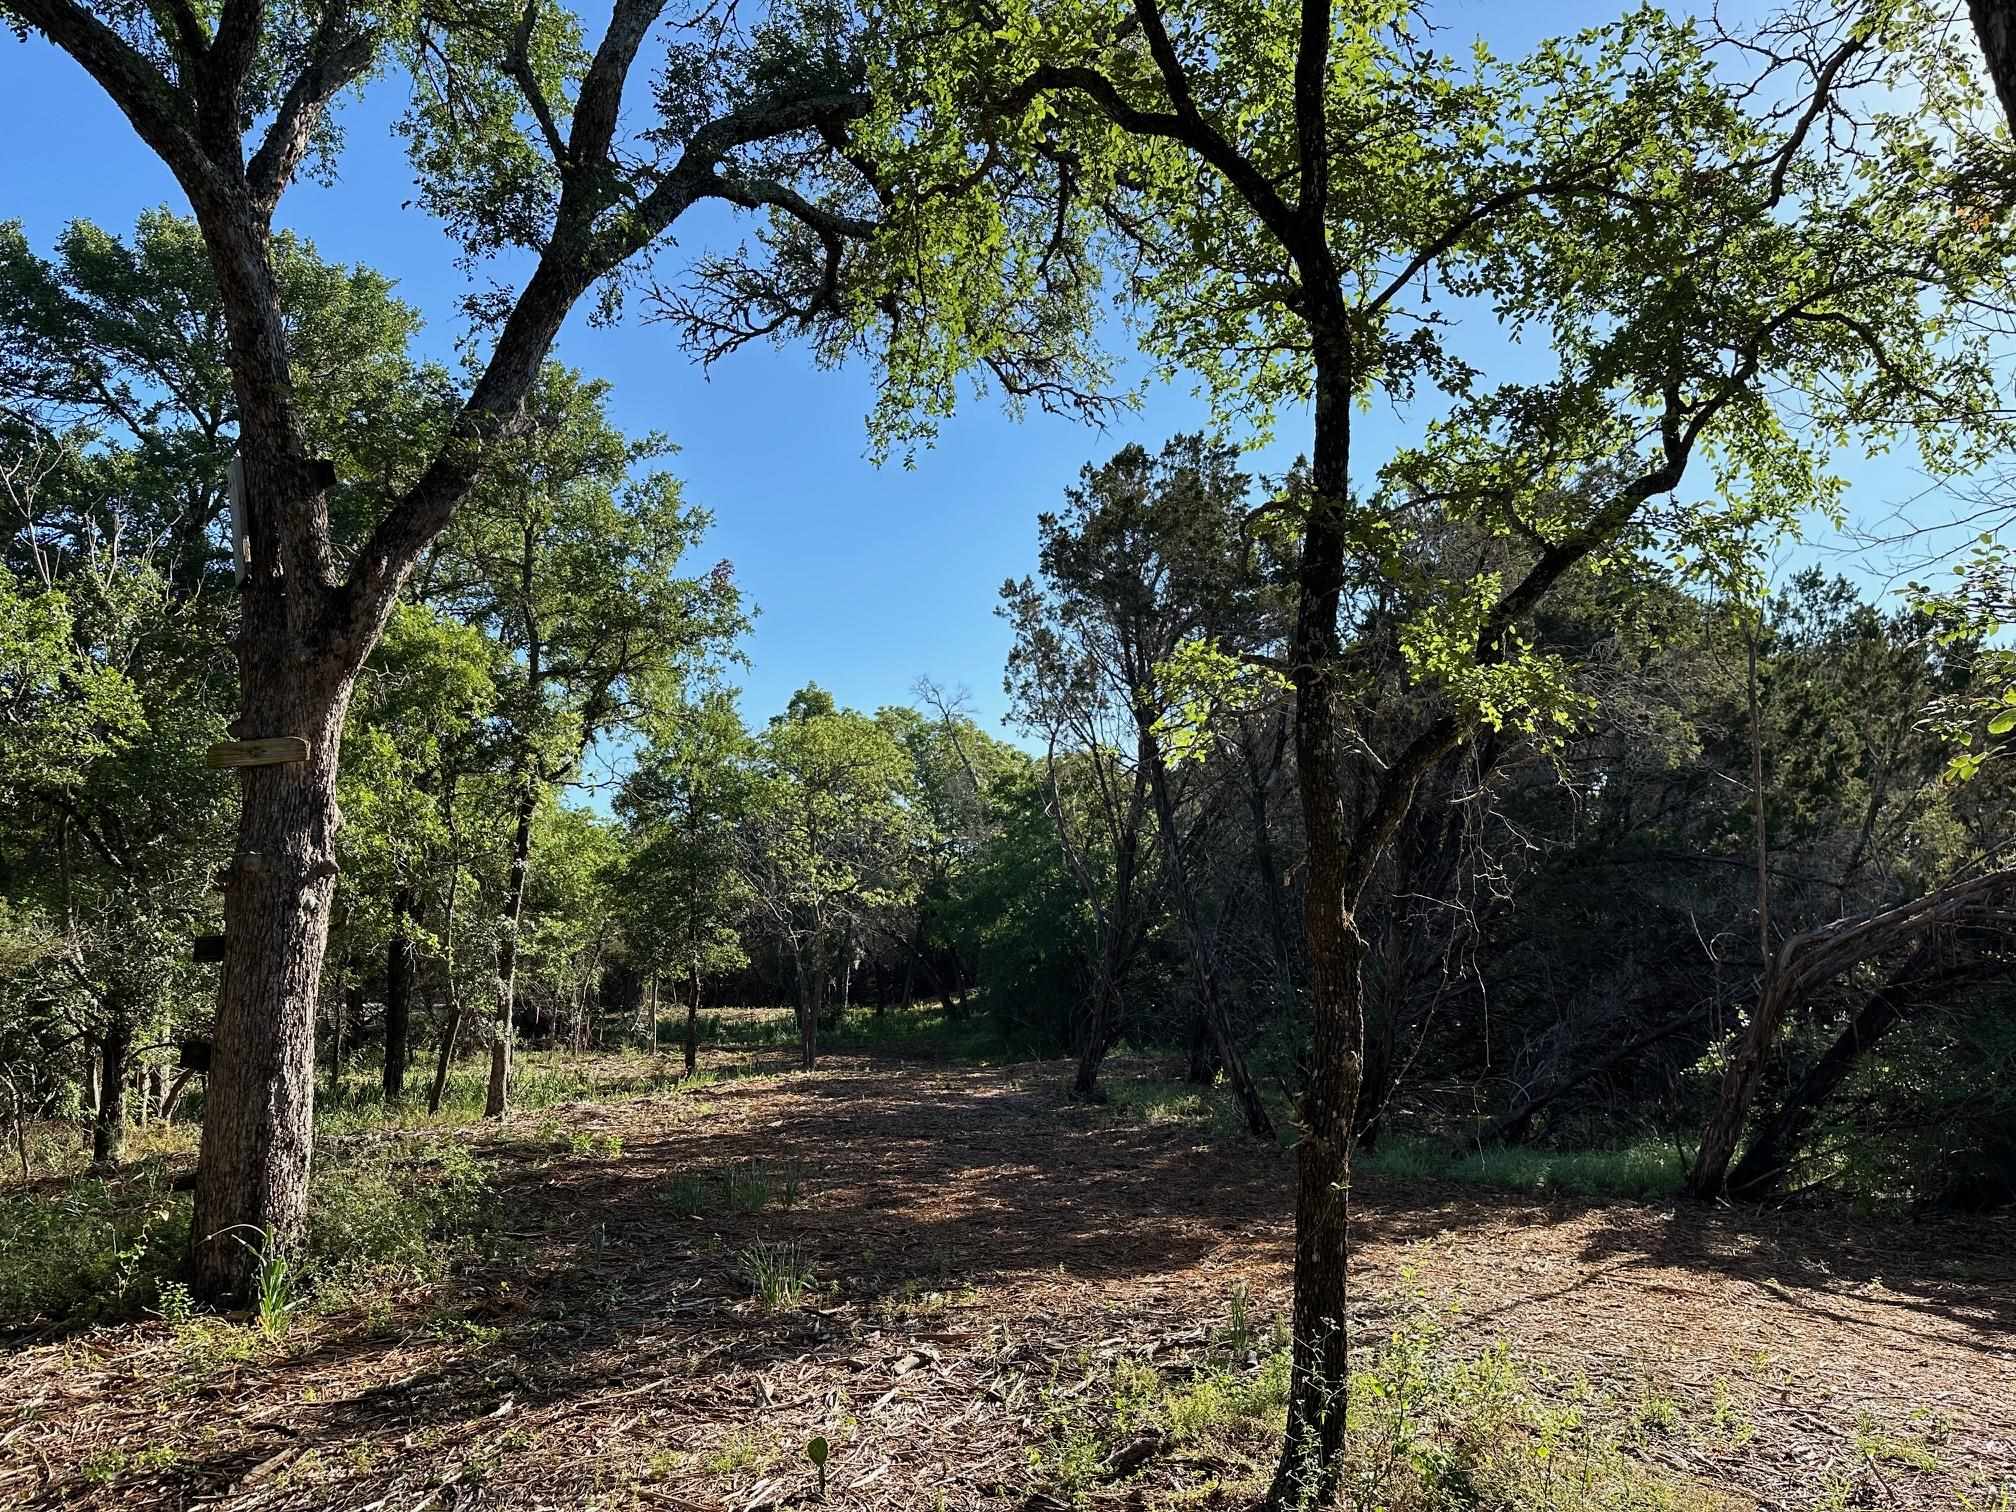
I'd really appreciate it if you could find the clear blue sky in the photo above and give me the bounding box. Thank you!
[0,1,1951,743]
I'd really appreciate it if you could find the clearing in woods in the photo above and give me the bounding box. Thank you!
[0,1045,2010,1510]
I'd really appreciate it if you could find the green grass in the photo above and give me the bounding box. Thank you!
[1358,1136,1691,1201]
[1024,1311,1738,1511]
[738,1239,814,1310]
[696,999,1016,1062]
[0,1131,495,1330]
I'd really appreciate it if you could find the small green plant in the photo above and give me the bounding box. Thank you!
[703,1431,770,1476]
[806,1435,829,1498]
[150,1279,197,1327]
[220,1223,300,1337]
[722,1161,774,1212]
[664,1172,711,1216]
[739,1240,813,1310]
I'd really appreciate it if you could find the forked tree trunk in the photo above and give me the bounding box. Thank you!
[383,886,417,1103]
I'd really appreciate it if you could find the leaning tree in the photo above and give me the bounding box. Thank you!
[1,0,1103,1296]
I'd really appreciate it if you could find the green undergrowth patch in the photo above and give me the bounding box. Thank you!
[1024,1305,1738,1511]
[0,1131,497,1332]
[698,1000,1013,1062]
[1096,1073,1297,1147]
[662,1157,814,1218]
[315,1047,748,1136]
[1358,1137,1690,1202]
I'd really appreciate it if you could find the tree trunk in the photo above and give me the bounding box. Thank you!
[1971,0,2016,136]
[685,963,701,1077]
[383,886,417,1103]
[487,770,539,1118]
[159,1067,199,1125]
[91,1009,132,1168]
[1239,715,1296,988]
[1184,1006,1217,1086]
[428,1000,463,1117]
[1690,625,1775,1201]
[1271,344,1362,1509]
[190,644,351,1302]
[798,931,826,1070]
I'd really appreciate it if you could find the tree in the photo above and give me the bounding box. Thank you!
[616,691,755,1074]
[743,689,917,1068]
[427,365,742,1116]
[1006,434,1284,1133]
[337,601,502,1104]
[891,2,2012,1493]
[0,0,1099,1297]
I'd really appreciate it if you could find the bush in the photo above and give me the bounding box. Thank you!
[307,1136,494,1303]
[0,1134,494,1329]
[0,1172,188,1329]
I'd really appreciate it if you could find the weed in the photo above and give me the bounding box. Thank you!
[664,1171,712,1216]
[703,1431,773,1477]
[722,1161,774,1212]
[739,1239,813,1310]
[1854,1408,1946,1472]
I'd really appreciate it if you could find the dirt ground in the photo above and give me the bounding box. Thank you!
[1,1050,2010,1510]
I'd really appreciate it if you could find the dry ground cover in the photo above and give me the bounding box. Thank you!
[0,1046,2010,1511]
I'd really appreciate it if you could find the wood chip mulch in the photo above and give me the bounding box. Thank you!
[1,1051,2010,1510]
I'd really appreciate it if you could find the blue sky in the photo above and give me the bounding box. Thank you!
[0,1,1956,747]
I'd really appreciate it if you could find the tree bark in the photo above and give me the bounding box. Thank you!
[427,1000,463,1117]
[1971,1,2016,136]
[1272,337,1362,1509]
[383,886,416,1103]
[91,1008,132,1168]
[190,645,351,1301]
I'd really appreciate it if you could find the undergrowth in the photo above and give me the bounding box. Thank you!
[1027,1308,1738,1510]
[0,1133,496,1330]
[1358,1137,1691,1201]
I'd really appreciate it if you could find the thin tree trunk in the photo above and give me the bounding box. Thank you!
[1239,715,1296,987]
[1690,620,1776,1201]
[487,770,538,1118]
[159,1066,198,1125]
[798,929,826,1070]
[1271,345,1362,1509]
[685,962,701,1077]
[428,997,463,1117]
[91,1008,132,1168]
[383,886,416,1103]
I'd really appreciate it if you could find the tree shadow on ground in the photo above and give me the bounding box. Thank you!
[6,1051,2013,1509]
